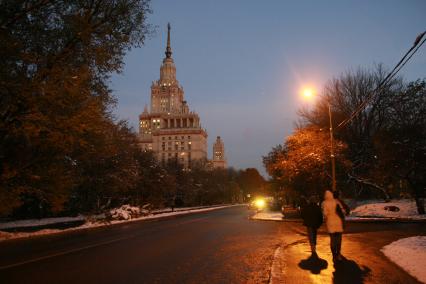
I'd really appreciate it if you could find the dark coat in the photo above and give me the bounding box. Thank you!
[301,203,323,229]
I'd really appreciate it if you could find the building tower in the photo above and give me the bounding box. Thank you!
[139,24,208,168]
[212,136,227,169]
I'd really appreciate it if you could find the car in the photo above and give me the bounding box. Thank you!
[247,198,267,212]
[281,205,300,218]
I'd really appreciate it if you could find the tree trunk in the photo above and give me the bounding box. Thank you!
[414,197,425,215]
[407,178,425,215]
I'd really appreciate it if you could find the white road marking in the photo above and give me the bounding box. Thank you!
[269,245,286,284]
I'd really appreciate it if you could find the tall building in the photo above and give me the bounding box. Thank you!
[139,24,207,168]
[212,136,227,169]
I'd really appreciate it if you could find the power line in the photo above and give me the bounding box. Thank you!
[387,37,426,84]
[337,35,425,129]
[336,31,426,130]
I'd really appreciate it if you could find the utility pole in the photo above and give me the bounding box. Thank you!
[328,103,336,192]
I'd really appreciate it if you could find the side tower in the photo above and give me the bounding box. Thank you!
[212,136,227,169]
[139,24,208,168]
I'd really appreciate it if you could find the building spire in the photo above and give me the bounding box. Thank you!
[165,23,172,58]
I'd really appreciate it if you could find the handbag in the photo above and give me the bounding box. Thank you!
[336,203,345,222]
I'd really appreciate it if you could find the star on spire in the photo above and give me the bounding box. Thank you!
[165,23,172,58]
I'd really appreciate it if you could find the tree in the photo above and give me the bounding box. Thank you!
[298,65,403,198]
[0,0,151,217]
[68,121,141,213]
[294,65,424,209]
[264,126,349,199]
[237,168,266,198]
[263,144,288,181]
[374,80,426,213]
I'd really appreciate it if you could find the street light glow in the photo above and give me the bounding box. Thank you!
[302,87,315,101]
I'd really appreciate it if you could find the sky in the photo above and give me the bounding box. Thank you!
[110,0,426,177]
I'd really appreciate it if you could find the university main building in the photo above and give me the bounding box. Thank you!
[139,24,226,169]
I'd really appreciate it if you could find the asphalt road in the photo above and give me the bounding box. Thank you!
[0,206,425,284]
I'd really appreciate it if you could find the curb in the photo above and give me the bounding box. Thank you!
[269,245,285,284]
[251,217,302,223]
[0,220,86,233]
[250,213,426,224]
[346,218,426,223]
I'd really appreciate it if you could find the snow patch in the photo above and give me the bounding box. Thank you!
[0,216,85,230]
[381,236,426,283]
[252,211,283,221]
[109,204,149,220]
[351,199,425,219]
[0,205,240,241]
[251,200,426,222]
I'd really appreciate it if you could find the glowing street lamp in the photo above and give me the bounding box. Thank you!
[302,88,314,100]
[301,87,336,192]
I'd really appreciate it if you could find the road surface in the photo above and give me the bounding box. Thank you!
[0,206,424,283]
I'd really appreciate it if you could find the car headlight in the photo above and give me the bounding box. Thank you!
[255,198,265,209]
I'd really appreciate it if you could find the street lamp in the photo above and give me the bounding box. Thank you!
[328,103,336,192]
[301,87,336,192]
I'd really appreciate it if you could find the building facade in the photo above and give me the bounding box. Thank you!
[212,136,227,169]
[139,24,207,168]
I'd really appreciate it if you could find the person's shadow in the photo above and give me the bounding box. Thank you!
[333,256,371,284]
[298,253,328,274]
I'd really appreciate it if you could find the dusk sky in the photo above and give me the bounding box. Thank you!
[111,0,425,177]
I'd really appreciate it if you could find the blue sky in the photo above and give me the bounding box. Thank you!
[110,0,426,177]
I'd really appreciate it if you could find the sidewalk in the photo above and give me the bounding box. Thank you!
[269,230,422,284]
[252,210,425,283]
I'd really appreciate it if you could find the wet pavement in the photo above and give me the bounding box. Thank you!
[0,206,424,283]
[269,221,426,284]
[0,206,281,283]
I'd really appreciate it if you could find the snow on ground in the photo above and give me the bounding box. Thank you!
[351,199,426,219]
[110,205,148,220]
[251,199,426,221]
[0,216,85,230]
[381,236,426,283]
[0,205,240,242]
[252,211,283,221]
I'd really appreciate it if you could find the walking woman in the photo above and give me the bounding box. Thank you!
[322,190,347,262]
[300,195,323,257]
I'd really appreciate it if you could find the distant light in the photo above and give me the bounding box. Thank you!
[255,198,265,209]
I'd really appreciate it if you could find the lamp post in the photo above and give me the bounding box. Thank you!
[302,88,336,192]
[328,103,336,192]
